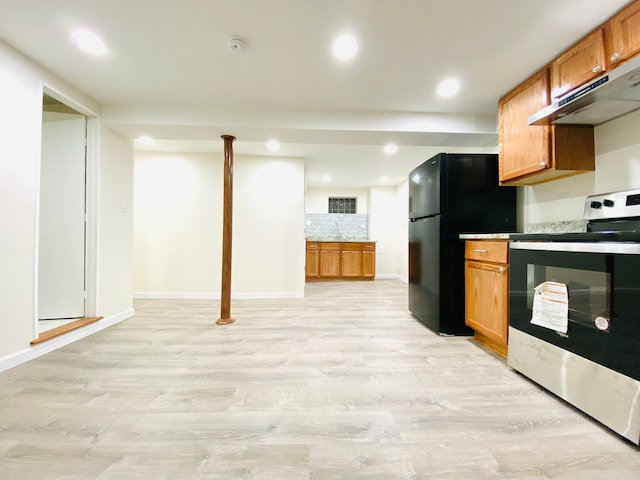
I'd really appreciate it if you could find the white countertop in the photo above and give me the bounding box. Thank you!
[458,233,514,240]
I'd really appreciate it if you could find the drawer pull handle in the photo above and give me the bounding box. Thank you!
[473,249,488,253]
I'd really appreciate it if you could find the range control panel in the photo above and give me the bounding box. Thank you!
[584,188,640,220]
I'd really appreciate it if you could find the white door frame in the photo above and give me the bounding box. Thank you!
[34,85,100,336]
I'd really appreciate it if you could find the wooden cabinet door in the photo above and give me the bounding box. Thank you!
[306,250,319,277]
[341,251,362,277]
[320,250,341,277]
[499,69,551,183]
[550,29,606,100]
[362,251,375,278]
[465,260,509,346]
[608,0,640,67]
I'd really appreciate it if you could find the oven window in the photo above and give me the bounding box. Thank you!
[526,265,611,331]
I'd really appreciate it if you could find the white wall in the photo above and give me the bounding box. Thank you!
[305,187,369,214]
[98,126,134,316]
[522,108,640,224]
[395,181,409,282]
[0,39,134,362]
[133,152,305,298]
[0,42,42,357]
[369,186,402,277]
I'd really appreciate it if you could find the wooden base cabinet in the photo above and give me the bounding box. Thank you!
[464,240,510,357]
[306,241,375,281]
[305,242,320,278]
[362,243,375,278]
[319,242,341,278]
[341,243,362,277]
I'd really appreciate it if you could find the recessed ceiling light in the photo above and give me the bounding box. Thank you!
[437,77,460,98]
[332,33,358,61]
[322,174,332,183]
[266,140,280,152]
[383,143,398,155]
[137,135,154,146]
[72,29,106,55]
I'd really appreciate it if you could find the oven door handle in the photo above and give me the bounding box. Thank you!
[509,241,640,254]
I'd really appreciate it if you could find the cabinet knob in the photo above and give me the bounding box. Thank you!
[499,267,506,274]
[539,162,547,168]
[592,65,602,73]
[611,53,620,62]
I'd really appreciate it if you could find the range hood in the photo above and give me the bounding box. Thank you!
[528,54,640,126]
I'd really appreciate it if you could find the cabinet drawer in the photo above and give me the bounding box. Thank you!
[341,242,362,251]
[319,242,341,251]
[306,242,319,251]
[465,240,508,263]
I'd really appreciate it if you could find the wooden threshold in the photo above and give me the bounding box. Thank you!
[30,316,103,345]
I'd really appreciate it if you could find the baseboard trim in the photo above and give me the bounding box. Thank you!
[374,274,407,282]
[133,291,304,300]
[0,308,135,373]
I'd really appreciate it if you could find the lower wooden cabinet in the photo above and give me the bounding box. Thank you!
[319,242,341,277]
[362,243,375,278]
[341,246,362,277]
[306,241,375,281]
[305,242,320,278]
[464,239,510,357]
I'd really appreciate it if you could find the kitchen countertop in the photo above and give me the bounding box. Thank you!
[306,237,375,242]
[458,233,514,240]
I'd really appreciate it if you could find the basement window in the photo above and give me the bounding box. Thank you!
[328,197,357,214]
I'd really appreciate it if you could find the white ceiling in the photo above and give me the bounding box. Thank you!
[0,0,631,187]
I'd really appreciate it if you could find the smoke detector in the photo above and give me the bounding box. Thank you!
[228,35,248,53]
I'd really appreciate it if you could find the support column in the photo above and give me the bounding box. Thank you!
[217,134,236,325]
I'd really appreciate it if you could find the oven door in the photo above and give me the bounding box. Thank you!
[508,241,640,444]
[509,241,640,380]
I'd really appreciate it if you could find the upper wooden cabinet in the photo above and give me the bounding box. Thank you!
[606,0,640,67]
[499,70,550,182]
[550,29,606,100]
[498,68,595,186]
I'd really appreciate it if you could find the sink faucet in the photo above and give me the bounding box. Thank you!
[335,221,341,239]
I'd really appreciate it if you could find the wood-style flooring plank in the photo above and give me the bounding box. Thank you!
[1,280,638,480]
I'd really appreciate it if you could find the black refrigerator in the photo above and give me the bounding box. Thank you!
[408,153,516,335]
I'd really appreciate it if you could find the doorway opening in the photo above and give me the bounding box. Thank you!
[35,92,99,342]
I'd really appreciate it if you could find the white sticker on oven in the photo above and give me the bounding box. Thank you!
[530,281,569,334]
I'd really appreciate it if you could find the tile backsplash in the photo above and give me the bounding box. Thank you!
[524,220,588,233]
[305,213,368,240]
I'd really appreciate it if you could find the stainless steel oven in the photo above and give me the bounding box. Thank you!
[508,189,640,445]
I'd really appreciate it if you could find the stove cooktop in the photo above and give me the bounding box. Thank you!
[510,231,640,242]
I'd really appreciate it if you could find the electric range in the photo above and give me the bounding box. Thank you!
[507,188,640,445]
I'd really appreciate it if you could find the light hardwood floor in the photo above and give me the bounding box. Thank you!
[1,279,638,479]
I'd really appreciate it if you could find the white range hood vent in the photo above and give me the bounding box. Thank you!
[528,55,640,127]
